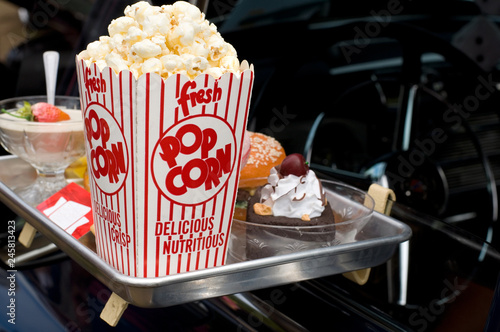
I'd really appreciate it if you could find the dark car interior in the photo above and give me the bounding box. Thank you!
[1,0,500,331]
[222,2,500,238]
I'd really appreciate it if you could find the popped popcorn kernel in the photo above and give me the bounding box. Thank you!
[106,52,129,72]
[131,39,162,59]
[108,16,137,37]
[78,1,247,79]
[160,54,183,72]
[125,26,147,44]
[142,57,162,75]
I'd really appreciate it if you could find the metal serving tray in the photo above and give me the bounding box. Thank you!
[0,155,411,308]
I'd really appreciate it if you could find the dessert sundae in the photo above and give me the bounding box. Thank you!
[0,99,84,170]
[0,96,85,207]
[229,153,375,261]
[229,153,338,260]
[247,153,335,226]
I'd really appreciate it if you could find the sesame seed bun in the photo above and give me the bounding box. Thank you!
[239,132,286,188]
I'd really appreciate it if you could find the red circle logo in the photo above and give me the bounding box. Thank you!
[151,115,236,205]
[84,102,128,194]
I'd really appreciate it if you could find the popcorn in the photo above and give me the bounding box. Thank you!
[143,57,162,73]
[78,1,242,79]
[124,26,147,44]
[220,55,240,72]
[105,52,129,72]
[131,39,162,58]
[108,17,137,36]
[160,54,183,72]
[86,39,111,59]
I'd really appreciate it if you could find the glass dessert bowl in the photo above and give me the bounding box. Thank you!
[0,95,85,206]
[228,180,375,262]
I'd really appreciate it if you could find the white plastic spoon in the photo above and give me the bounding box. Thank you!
[43,51,59,105]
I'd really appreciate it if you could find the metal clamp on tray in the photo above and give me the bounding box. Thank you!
[343,184,396,285]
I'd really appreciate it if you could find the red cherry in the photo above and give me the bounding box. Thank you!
[279,153,309,176]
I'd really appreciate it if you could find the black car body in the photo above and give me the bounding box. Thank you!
[1,0,500,331]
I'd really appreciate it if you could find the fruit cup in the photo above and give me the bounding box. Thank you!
[0,96,85,207]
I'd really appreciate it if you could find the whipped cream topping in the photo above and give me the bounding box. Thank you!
[260,167,326,219]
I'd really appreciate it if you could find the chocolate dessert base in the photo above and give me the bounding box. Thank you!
[246,187,336,226]
[242,187,337,260]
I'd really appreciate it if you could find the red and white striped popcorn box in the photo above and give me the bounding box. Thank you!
[76,59,254,277]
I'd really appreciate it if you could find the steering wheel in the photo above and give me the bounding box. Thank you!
[304,20,498,230]
[299,20,500,314]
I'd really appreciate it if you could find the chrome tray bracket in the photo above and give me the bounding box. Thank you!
[343,184,396,285]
